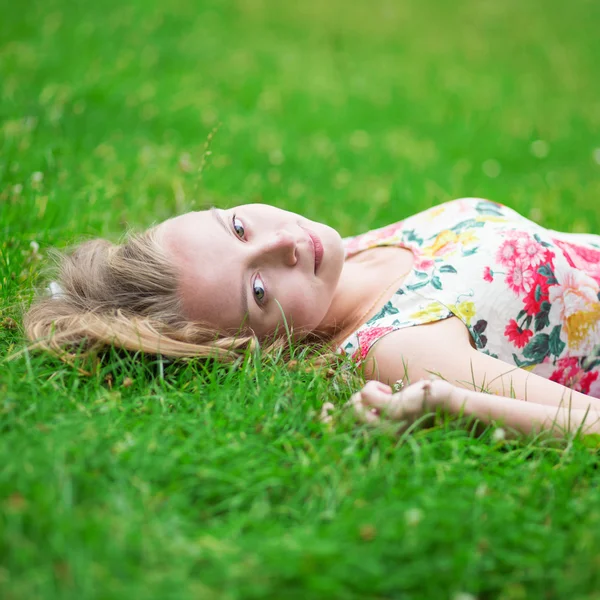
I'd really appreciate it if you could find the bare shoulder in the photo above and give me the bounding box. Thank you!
[363,316,474,384]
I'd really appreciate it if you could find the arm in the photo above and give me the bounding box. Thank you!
[352,379,600,438]
[445,385,600,436]
[363,316,600,411]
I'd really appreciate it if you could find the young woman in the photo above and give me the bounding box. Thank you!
[26,198,600,437]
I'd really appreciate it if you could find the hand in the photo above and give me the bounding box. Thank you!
[349,379,456,425]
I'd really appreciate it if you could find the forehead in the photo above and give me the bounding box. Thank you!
[159,211,245,330]
[159,211,224,274]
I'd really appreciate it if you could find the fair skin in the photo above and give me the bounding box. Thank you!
[160,202,600,438]
[345,318,600,438]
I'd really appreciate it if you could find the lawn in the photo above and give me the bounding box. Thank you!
[2,0,600,597]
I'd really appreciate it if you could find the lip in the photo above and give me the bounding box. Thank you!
[306,230,324,274]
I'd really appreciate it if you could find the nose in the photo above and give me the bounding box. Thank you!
[258,230,298,267]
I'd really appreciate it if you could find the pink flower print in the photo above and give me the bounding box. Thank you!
[504,319,533,349]
[553,238,600,287]
[483,266,494,282]
[371,222,404,241]
[412,254,435,271]
[497,238,519,266]
[343,223,403,258]
[343,236,363,257]
[516,237,546,269]
[356,326,396,361]
[548,264,599,321]
[505,261,534,295]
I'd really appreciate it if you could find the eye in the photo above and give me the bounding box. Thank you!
[232,214,245,239]
[252,275,266,305]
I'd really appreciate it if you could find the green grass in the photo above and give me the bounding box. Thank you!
[2,0,600,597]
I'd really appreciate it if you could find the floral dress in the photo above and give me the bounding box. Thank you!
[338,198,600,398]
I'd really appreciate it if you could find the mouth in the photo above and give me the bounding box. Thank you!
[307,230,324,274]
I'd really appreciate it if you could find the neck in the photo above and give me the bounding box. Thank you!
[314,246,415,345]
[314,259,378,342]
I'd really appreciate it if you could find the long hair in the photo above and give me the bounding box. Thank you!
[24,227,277,360]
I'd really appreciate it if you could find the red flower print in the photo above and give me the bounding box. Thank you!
[523,291,541,316]
[550,357,583,389]
[504,319,533,348]
[483,266,494,282]
[356,326,396,361]
[580,371,600,395]
[522,269,550,315]
[532,267,551,293]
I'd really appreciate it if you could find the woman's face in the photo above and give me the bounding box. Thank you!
[159,204,345,338]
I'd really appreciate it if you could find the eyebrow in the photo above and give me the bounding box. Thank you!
[210,207,250,325]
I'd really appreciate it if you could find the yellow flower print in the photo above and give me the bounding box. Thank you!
[449,301,476,326]
[422,230,458,257]
[565,304,600,350]
[409,302,447,321]
[425,206,446,221]
[422,230,478,258]
[475,215,509,224]
[456,230,478,246]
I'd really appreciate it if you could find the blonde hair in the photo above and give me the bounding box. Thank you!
[24,228,283,361]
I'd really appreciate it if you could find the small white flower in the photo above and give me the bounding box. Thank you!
[492,427,506,442]
[31,171,44,183]
[30,241,39,253]
[48,281,64,299]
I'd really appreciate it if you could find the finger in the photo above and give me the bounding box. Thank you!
[351,395,381,424]
[361,380,427,409]
[372,381,393,394]
[386,381,431,420]
[360,382,394,406]
[361,381,429,421]
[345,390,362,409]
[360,380,393,397]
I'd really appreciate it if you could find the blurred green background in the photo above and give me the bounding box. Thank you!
[2,0,600,598]
[2,0,599,255]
